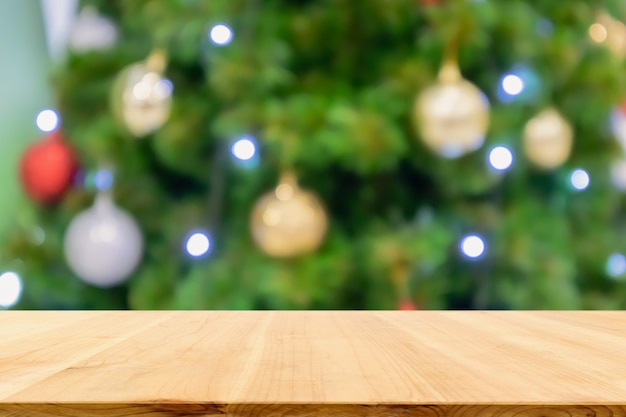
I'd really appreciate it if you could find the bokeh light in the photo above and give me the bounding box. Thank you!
[186,232,211,257]
[589,23,608,43]
[94,169,114,190]
[36,109,60,132]
[606,253,626,279]
[209,24,233,45]
[570,169,590,191]
[0,271,22,308]
[488,146,514,171]
[501,74,525,96]
[231,136,257,161]
[460,234,486,259]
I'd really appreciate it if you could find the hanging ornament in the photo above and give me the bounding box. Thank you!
[414,47,489,158]
[523,108,573,170]
[19,129,78,204]
[251,172,328,258]
[69,6,118,52]
[589,11,626,58]
[64,191,143,287]
[112,49,172,137]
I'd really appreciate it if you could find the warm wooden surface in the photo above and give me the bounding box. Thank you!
[1,311,626,417]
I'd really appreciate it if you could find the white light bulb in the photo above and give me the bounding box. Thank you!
[231,137,257,161]
[186,232,211,257]
[209,24,233,46]
[0,271,22,308]
[570,169,590,191]
[488,146,514,171]
[501,74,524,96]
[36,109,60,132]
[460,234,486,259]
[606,253,626,279]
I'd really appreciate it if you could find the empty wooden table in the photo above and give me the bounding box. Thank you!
[1,311,625,416]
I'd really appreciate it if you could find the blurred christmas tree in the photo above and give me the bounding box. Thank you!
[3,0,626,310]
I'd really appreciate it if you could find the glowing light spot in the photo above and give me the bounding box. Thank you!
[488,146,514,171]
[186,232,211,257]
[589,23,608,43]
[0,272,22,308]
[209,24,233,45]
[153,79,173,99]
[132,82,151,100]
[231,137,257,161]
[501,74,525,96]
[94,169,114,190]
[570,169,590,191]
[460,234,486,259]
[36,109,60,132]
[607,253,626,279]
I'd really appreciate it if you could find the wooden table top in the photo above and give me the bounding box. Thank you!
[1,311,625,417]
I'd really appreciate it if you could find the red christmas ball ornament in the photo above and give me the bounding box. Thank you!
[20,130,78,204]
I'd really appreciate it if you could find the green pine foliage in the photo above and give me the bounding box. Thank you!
[4,0,626,309]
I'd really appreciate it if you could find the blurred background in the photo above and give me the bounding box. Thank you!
[2,0,626,310]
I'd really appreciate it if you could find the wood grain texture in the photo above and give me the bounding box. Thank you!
[1,311,625,417]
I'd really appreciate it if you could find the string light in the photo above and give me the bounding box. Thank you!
[209,24,233,46]
[0,271,22,308]
[488,146,514,171]
[231,136,257,161]
[460,234,486,259]
[36,109,60,132]
[501,74,524,96]
[570,169,590,191]
[185,232,211,257]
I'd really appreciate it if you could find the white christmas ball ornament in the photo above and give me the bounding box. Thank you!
[69,7,118,52]
[64,194,143,287]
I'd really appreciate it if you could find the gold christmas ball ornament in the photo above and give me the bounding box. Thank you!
[251,173,328,258]
[112,49,172,137]
[414,60,490,158]
[523,108,573,170]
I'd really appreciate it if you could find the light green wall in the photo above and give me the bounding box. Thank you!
[0,0,53,242]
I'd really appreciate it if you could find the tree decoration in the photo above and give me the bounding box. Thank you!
[523,108,573,169]
[589,11,626,58]
[112,49,173,137]
[69,6,118,52]
[250,172,328,258]
[19,129,78,204]
[414,33,490,158]
[64,191,144,287]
